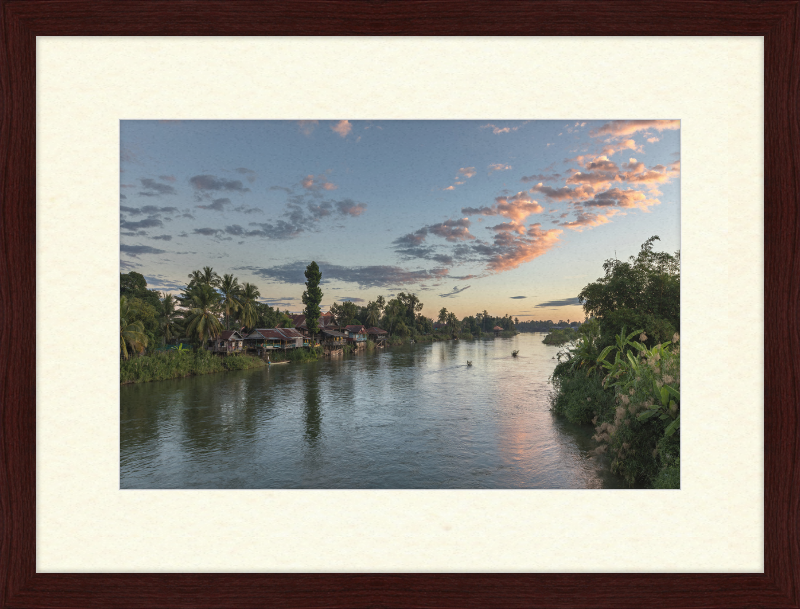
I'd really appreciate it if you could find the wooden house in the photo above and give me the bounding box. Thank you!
[493,325,504,337]
[208,330,245,354]
[244,328,304,354]
[318,328,347,349]
[291,312,337,341]
[343,324,368,347]
[366,327,388,346]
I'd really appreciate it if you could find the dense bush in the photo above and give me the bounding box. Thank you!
[549,237,681,488]
[543,328,579,345]
[120,350,265,384]
[550,366,615,425]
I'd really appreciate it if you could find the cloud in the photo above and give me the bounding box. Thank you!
[582,188,657,211]
[488,163,512,174]
[647,136,660,143]
[528,183,595,202]
[189,174,250,196]
[521,172,561,183]
[336,199,367,216]
[482,224,562,273]
[120,216,163,230]
[150,234,173,241]
[510,296,527,299]
[487,221,527,234]
[331,120,352,137]
[302,174,338,191]
[298,120,319,136]
[428,218,474,242]
[439,285,471,298]
[462,191,544,222]
[120,244,166,257]
[590,120,680,138]
[192,227,222,237]
[119,259,139,270]
[196,197,232,212]
[233,205,263,214]
[241,262,450,289]
[459,167,477,179]
[480,122,526,135]
[340,297,366,303]
[235,168,257,183]
[138,178,177,197]
[159,175,176,182]
[120,205,178,216]
[559,209,622,232]
[535,297,581,308]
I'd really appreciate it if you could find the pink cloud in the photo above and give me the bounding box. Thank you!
[486,224,562,272]
[459,167,477,178]
[591,120,680,138]
[331,120,352,137]
[428,218,475,242]
[462,191,544,223]
[529,183,595,202]
[560,209,622,232]
[298,120,319,136]
[302,174,338,191]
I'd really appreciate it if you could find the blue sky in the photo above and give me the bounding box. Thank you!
[120,120,680,321]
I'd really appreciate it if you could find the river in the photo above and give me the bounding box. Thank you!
[120,332,627,489]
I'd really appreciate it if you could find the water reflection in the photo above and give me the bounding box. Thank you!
[121,334,627,489]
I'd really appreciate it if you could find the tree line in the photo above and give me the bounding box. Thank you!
[120,260,524,359]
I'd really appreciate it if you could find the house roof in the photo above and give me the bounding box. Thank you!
[344,325,367,332]
[249,328,304,340]
[219,330,243,340]
[366,327,387,335]
[292,314,335,329]
[320,328,346,338]
[493,326,504,331]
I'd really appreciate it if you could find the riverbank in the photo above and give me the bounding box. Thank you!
[122,333,521,384]
[121,350,268,384]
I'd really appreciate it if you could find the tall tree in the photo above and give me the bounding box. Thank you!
[120,296,148,359]
[159,293,181,345]
[238,283,261,330]
[365,302,381,327]
[219,273,242,330]
[438,307,448,324]
[184,283,223,344]
[302,261,323,334]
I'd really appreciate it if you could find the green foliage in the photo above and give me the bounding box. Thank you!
[302,261,323,333]
[183,283,223,343]
[329,300,359,327]
[120,350,265,384]
[218,273,242,330]
[120,295,148,359]
[550,370,615,425]
[593,330,681,485]
[543,328,578,345]
[579,236,679,349]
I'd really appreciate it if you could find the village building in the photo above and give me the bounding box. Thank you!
[290,311,337,339]
[208,330,245,354]
[343,324,368,348]
[366,327,388,346]
[493,325,504,337]
[244,328,304,355]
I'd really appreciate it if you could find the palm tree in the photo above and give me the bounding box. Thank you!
[184,283,223,344]
[120,296,147,359]
[365,302,380,327]
[238,282,261,330]
[218,274,242,330]
[446,311,461,338]
[159,293,180,345]
[187,267,221,290]
[438,307,448,324]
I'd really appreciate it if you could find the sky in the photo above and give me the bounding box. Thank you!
[120,120,680,321]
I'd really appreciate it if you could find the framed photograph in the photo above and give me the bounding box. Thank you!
[3,1,796,607]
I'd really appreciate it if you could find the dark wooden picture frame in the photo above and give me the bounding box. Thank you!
[1,1,797,607]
